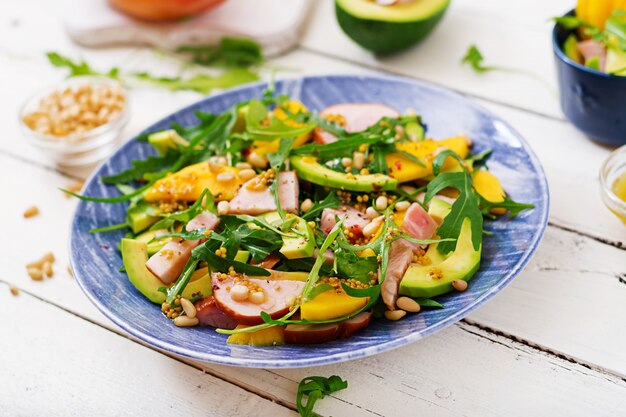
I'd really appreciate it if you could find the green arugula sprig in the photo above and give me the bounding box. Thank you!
[461,45,556,94]
[296,375,348,417]
[133,69,259,95]
[47,52,119,78]
[101,150,180,185]
[245,99,316,142]
[177,37,263,68]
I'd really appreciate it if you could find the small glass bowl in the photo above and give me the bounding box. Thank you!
[600,144,626,224]
[19,76,130,167]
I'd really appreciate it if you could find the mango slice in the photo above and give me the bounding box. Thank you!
[301,288,367,321]
[250,100,312,157]
[144,162,241,202]
[227,325,285,346]
[385,136,470,183]
[472,169,506,215]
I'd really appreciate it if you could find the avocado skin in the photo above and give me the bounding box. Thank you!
[335,2,449,54]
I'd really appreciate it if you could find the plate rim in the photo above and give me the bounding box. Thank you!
[69,73,550,368]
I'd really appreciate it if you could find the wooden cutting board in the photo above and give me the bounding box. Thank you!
[64,0,313,56]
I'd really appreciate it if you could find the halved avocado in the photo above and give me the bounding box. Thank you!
[336,0,450,54]
[399,217,481,298]
[291,155,397,192]
[121,238,166,304]
[261,212,315,259]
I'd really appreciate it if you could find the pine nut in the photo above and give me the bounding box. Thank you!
[363,216,384,238]
[23,206,40,218]
[42,262,54,278]
[173,316,199,327]
[230,284,249,301]
[375,196,388,211]
[41,252,55,263]
[235,162,252,170]
[341,157,353,167]
[208,161,222,173]
[180,298,197,319]
[216,156,228,166]
[285,294,297,307]
[9,286,19,296]
[365,206,379,219]
[248,151,268,168]
[395,201,411,212]
[238,168,256,182]
[217,201,230,215]
[396,297,420,313]
[249,291,265,304]
[352,152,365,170]
[300,198,314,213]
[452,279,468,292]
[26,260,44,269]
[216,171,235,183]
[27,267,43,281]
[384,310,406,321]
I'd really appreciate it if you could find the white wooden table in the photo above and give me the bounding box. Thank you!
[3,1,626,416]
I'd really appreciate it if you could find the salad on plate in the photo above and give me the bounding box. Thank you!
[74,87,533,346]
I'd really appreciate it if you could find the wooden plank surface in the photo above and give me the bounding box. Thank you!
[0,287,296,417]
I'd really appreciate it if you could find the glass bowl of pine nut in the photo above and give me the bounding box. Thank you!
[19,76,130,167]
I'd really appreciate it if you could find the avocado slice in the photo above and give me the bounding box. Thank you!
[563,34,583,64]
[127,202,159,234]
[121,238,166,304]
[134,230,170,256]
[336,0,450,54]
[148,130,188,155]
[399,217,481,298]
[261,212,315,259]
[291,156,397,192]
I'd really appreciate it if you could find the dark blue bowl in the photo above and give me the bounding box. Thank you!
[553,10,626,146]
[70,75,549,368]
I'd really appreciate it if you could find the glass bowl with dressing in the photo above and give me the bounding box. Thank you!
[600,144,626,224]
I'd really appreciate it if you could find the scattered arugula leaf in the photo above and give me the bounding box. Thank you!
[478,194,535,218]
[133,68,259,94]
[296,375,348,417]
[89,222,129,233]
[46,52,119,78]
[245,99,316,142]
[178,37,263,68]
[413,298,444,309]
[461,45,497,73]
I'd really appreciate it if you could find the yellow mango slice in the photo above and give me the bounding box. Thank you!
[357,248,376,257]
[251,100,312,157]
[227,325,285,346]
[385,136,470,183]
[472,169,506,215]
[144,162,241,202]
[301,288,367,321]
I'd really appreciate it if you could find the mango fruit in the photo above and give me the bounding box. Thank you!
[227,325,285,346]
[144,162,241,202]
[300,288,367,321]
[385,136,470,183]
[576,0,626,30]
[472,169,506,215]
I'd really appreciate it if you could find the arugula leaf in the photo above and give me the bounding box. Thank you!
[300,220,343,303]
[47,52,119,78]
[133,68,259,94]
[424,150,483,254]
[413,298,444,309]
[464,149,492,169]
[552,16,589,30]
[461,45,497,73]
[149,189,213,231]
[478,194,535,218]
[335,248,378,284]
[177,37,263,68]
[101,150,180,185]
[306,283,335,301]
[296,375,348,417]
[245,99,316,141]
[301,191,340,221]
[89,222,129,233]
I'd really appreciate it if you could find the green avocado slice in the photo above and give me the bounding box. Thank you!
[261,212,315,259]
[291,155,397,192]
[121,238,166,304]
[399,217,481,298]
[336,0,450,54]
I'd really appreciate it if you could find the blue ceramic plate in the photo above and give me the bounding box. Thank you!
[70,75,549,368]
